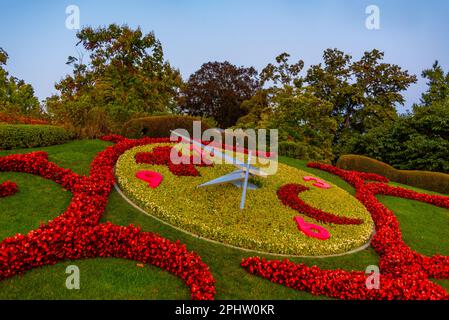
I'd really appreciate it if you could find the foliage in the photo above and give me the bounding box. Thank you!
[338,62,449,173]
[259,52,304,90]
[420,61,449,106]
[238,54,336,162]
[179,61,260,128]
[46,24,182,137]
[305,49,417,138]
[237,90,271,129]
[337,154,449,195]
[0,112,48,125]
[0,125,74,150]
[238,50,416,162]
[238,53,305,129]
[278,141,309,159]
[122,115,211,138]
[343,100,449,173]
[268,93,336,161]
[116,143,373,256]
[0,48,41,117]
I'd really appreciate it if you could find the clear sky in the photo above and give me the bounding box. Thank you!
[1,0,448,112]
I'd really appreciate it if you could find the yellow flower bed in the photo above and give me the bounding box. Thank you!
[115,144,374,256]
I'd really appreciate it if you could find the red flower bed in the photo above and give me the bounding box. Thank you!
[0,181,18,198]
[242,163,449,300]
[0,136,215,300]
[135,146,212,177]
[277,184,363,225]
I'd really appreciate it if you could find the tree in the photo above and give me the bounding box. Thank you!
[305,49,417,138]
[259,52,304,90]
[420,61,449,106]
[348,102,449,173]
[237,90,271,129]
[345,63,449,173]
[269,93,337,161]
[0,47,41,116]
[237,53,304,129]
[179,61,260,128]
[47,24,182,136]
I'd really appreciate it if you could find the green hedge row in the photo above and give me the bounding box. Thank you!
[122,115,212,139]
[0,125,75,150]
[337,154,449,195]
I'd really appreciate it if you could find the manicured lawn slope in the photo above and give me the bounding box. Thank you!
[0,141,447,299]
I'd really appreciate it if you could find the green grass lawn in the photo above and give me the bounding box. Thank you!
[0,140,448,299]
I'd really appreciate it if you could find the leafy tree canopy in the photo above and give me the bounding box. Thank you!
[305,49,417,136]
[237,53,304,129]
[0,47,41,116]
[420,61,449,106]
[47,24,182,137]
[179,61,260,128]
[345,62,449,173]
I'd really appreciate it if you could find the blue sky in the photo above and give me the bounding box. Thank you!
[1,0,448,112]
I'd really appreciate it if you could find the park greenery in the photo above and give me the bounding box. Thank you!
[0,48,41,117]
[1,23,449,301]
[1,24,449,172]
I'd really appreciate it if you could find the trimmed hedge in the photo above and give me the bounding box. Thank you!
[122,115,211,139]
[337,154,449,195]
[0,125,75,150]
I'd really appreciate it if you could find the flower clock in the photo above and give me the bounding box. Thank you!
[1,134,449,300]
[115,140,373,257]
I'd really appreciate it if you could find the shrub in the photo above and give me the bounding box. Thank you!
[122,115,211,139]
[337,154,449,194]
[0,125,74,150]
[278,141,332,162]
[279,141,308,159]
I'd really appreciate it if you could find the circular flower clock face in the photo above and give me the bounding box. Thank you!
[116,143,374,256]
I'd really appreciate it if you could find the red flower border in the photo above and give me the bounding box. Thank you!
[0,181,18,198]
[135,146,212,177]
[277,184,363,225]
[0,137,216,300]
[242,163,449,300]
